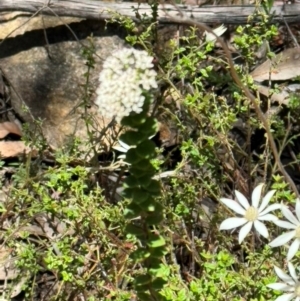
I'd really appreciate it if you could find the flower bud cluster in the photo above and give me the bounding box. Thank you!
[95,48,157,122]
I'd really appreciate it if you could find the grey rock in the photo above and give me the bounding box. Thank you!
[0,19,126,149]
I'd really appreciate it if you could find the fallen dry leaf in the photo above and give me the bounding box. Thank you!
[0,141,34,158]
[0,122,22,139]
[256,84,290,105]
[251,48,300,82]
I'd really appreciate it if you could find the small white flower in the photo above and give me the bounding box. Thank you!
[267,262,300,301]
[205,24,227,42]
[96,48,157,122]
[269,200,300,260]
[220,183,280,244]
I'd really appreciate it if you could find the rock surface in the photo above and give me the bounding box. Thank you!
[0,16,126,150]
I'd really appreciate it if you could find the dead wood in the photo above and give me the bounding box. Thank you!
[1,0,300,24]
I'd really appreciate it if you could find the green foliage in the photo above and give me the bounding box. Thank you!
[1,3,299,301]
[120,95,168,300]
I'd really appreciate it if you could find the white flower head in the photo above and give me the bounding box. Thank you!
[95,48,157,123]
[269,199,300,260]
[267,262,300,301]
[220,183,280,244]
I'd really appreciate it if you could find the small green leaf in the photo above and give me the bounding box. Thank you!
[126,148,143,164]
[147,258,162,269]
[122,187,135,199]
[136,140,156,159]
[147,234,166,248]
[125,224,145,237]
[136,291,153,301]
[124,175,139,188]
[150,277,167,289]
[143,198,164,215]
[130,167,156,178]
[121,112,147,127]
[145,213,164,225]
[149,246,168,258]
[139,118,158,135]
[131,249,151,261]
[132,188,150,204]
[144,179,161,195]
[120,131,147,146]
[124,202,143,218]
[134,274,152,286]
[137,174,152,186]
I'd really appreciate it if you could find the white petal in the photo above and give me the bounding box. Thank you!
[273,220,297,229]
[282,205,299,226]
[288,262,298,283]
[235,190,250,210]
[220,217,248,230]
[269,231,295,247]
[258,213,278,221]
[205,25,227,42]
[113,145,128,153]
[118,140,131,150]
[220,198,246,215]
[260,203,282,215]
[251,183,264,208]
[296,199,300,222]
[259,189,276,213]
[274,266,294,283]
[274,293,296,301]
[287,239,300,261]
[296,297,300,301]
[254,220,269,238]
[267,283,293,291]
[239,222,252,243]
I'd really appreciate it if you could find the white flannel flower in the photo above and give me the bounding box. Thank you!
[220,183,280,244]
[267,262,300,301]
[269,199,300,260]
[96,48,157,122]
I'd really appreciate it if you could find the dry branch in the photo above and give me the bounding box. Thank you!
[1,0,300,24]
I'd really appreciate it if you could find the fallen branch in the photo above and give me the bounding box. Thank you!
[1,0,300,24]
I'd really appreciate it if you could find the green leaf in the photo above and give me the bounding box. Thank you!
[130,166,156,178]
[150,277,167,290]
[125,224,145,237]
[126,148,143,164]
[145,213,164,225]
[132,188,151,204]
[124,202,143,218]
[134,274,152,286]
[134,159,154,171]
[124,175,139,188]
[143,179,161,195]
[120,131,147,146]
[147,234,166,248]
[137,174,153,186]
[147,258,162,269]
[149,245,168,258]
[122,187,135,199]
[131,249,151,261]
[121,112,148,127]
[146,202,161,212]
[136,291,153,301]
[139,118,158,135]
[136,140,156,159]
